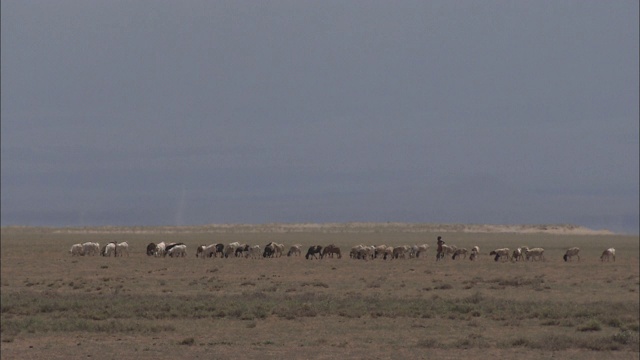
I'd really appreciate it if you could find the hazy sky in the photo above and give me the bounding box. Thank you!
[2,1,638,234]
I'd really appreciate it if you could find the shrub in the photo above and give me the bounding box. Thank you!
[179,337,195,346]
[578,319,602,332]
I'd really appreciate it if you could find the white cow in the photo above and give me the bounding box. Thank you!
[287,244,302,257]
[82,242,100,256]
[563,247,580,262]
[489,248,511,262]
[524,247,545,261]
[116,242,129,257]
[247,245,261,259]
[452,248,468,260]
[102,242,116,257]
[414,244,430,258]
[167,244,187,257]
[224,242,241,258]
[438,244,457,260]
[199,244,217,258]
[70,243,84,256]
[600,248,616,262]
[392,245,411,259]
[154,242,166,257]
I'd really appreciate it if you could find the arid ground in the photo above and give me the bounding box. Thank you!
[1,224,638,359]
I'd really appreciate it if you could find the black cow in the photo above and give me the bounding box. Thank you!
[214,243,224,258]
[146,242,156,256]
[235,244,250,257]
[305,245,323,260]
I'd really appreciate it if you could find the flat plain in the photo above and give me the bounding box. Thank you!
[1,224,638,359]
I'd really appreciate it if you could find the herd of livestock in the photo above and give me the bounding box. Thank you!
[69,240,618,262]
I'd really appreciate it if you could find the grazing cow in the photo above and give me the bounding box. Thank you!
[247,245,261,259]
[164,243,184,257]
[263,245,274,258]
[523,247,545,261]
[353,245,374,260]
[115,242,129,257]
[383,246,394,260]
[437,244,457,260]
[350,245,362,259]
[196,245,205,258]
[213,243,224,258]
[469,246,480,261]
[305,245,323,260]
[452,248,468,260]
[563,247,580,262]
[235,244,250,258]
[511,248,524,262]
[414,244,430,258]
[263,242,277,258]
[154,242,166,257]
[70,244,84,256]
[146,243,157,256]
[489,248,511,262]
[600,248,616,262]
[224,242,241,258]
[82,242,100,256]
[201,244,219,258]
[273,243,285,257]
[374,245,388,259]
[167,244,187,257]
[102,242,117,257]
[287,244,302,257]
[321,244,342,259]
[392,245,410,259]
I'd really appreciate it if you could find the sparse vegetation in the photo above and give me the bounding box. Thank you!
[1,226,638,359]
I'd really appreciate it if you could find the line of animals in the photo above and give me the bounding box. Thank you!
[69,240,617,262]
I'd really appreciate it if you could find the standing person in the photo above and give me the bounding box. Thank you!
[436,236,445,261]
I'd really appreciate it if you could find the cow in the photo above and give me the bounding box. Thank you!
[102,242,117,257]
[154,242,166,257]
[247,245,261,259]
[413,244,430,258]
[235,244,250,258]
[563,247,580,262]
[600,248,616,262]
[264,242,284,258]
[213,243,225,258]
[287,244,302,257]
[374,245,388,259]
[392,245,410,259]
[437,244,457,260]
[167,244,187,257]
[523,247,545,261]
[305,245,323,260]
[196,245,206,258]
[321,244,341,259]
[452,248,468,260]
[489,248,511,262]
[70,244,84,256]
[224,242,241,258]
[115,242,129,257]
[82,242,100,256]
[146,243,157,256]
[164,243,185,257]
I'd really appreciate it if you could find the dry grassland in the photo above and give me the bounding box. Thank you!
[1,225,638,359]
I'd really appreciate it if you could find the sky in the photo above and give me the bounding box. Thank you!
[1,1,638,234]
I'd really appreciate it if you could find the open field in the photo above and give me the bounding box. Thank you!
[1,224,638,359]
